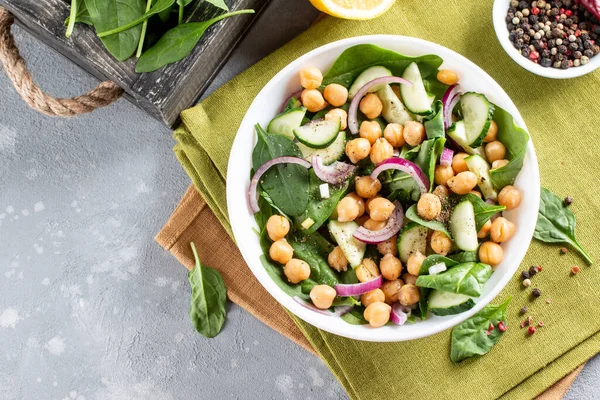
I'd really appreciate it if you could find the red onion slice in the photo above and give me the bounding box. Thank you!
[248,156,311,213]
[312,156,357,185]
[353,201,404,244]
[280,89,303,113]
[371,158,430,195]
[293,296,352,316]
[391,303,411,325]
[348,76,412,135]
[442,85,461,130]
[334,275,383,297]
[440,147,454,167]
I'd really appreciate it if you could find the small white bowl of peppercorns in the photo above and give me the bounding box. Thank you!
[493,0,600,79]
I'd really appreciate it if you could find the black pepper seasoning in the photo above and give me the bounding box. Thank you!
[520,306,528,315]
[529,265,538,277]
[521,271,530,279]
[564,195,574,206]
[532,288,542,298]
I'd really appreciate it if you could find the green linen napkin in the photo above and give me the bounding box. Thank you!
[173,1,600,398]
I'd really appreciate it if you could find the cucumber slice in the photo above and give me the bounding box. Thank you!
[268,107,307,139]
[297,131,346,165]
[465,155,498,201]
[348,66,392,99]
[449,200,479,252]
[447,121,486,157]
[400,62,434,116]
[284,97,302,112]
[293,118,340,149]
[328,220,366,268]
[398,222,428,263]
[376,84,414,125]
[460,92,495,148]
[428,290,476,316]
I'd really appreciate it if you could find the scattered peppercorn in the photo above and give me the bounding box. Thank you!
[528,326,537,335]
[564,195,574,206]
[546,298,552,304]
[571,265,581,275]
[498,321,507,331]
[538,321,545,327]
[560,247,568,255]
[523,278,532,287]
[529,265,538,276]
[521,270,530,279]
[532,288,542,298]
[520,306,528,314]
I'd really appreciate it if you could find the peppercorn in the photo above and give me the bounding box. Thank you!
[541,57,553,67]
[521,270,530,279]
[538,321,545,327]
[532,288,542,298]
[529,265,538,276]
[593,45,600,55]
[571,265,581,274]
[574,50,582,58]
[522,48,531,58]
[584,39,593,48]
[523,278,532,287]
[520,306,528,314]
[498,321,507,332]
[569,42,579,50]
[564,195,573,206]
[528,326,537,335]
[558,44,568,53]
[560,247,568,254]
[584,49,594,57]
[581,55,590,64]
[561,59,571,68]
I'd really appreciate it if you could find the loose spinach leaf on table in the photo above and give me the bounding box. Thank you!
[96,0,176,38]
[489,105,529,190]
[136,9,255,72]
[205,0,229,11]
[534,187,593,264]
[462,193,506,231]
[86,0,147,61]
[450,297,511,363]
[65,3,93,28]
[405,204,451,238]
[188,242,227,338]
[250,124,309,217]
[289,232,339,287]
[415,262,492,297]
[424,100,445,139]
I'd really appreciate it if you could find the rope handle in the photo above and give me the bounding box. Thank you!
[0,7,123,117]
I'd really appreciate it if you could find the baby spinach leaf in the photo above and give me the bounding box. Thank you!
[414,137,446,191]
[65,1,93,28]
[489,105,529,190]
[289,232,339,287]
[450,297,511,363]
[462,193,506,231]
[415,262,492,297]
[96,0,176,38]
[251,124,309,217]
[534,187,593,264]
[259,190,290,221]
[448,251,479,263]
[418,254,459,276]
[205,0,229,11]
[253,196,274,232]
[294,170,350,234]
[405,204,451,238]
[87,0,147,61]
[65,0,81,37]
[323,44,443,88]
[136,9,254,72]
[188,242,227,338]
[259,255,314,300]
[341,307,368,325]
[424,100,445,139]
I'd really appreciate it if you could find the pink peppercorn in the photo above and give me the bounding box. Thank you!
[532,7,540,15]
[528,326,536,335]
[530,51,540,60]
[566,9,573,17]
[498,321,507,332]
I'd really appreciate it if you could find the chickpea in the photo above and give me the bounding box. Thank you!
[452,152,470,174]
[433,185,449,200]
[477,219,492,239]
[336,196,360,222]
[299,67,323,89]
[401,273,418,285]
[490,217,516,243]
[430,231,452,256]
[361,288,385,308]
[492,159,509,170]
[483,120,499,143]
[437,69,459,85]
[447,171,478,195]
[310,285,337,309]
[323,84,348,107]
[356,258,380,282]
[403,121,426,146]
[485,140,507,163]
[300,89,327,113]
[355,214,370,226]
[266,215,290,241]
[355,176,382,198]
[284,258,311,283]
[498,185,522,210]
[269,239,294,264]
[363,218,387,231]
[346,192,365,217]
[359,93,383,119]
[368,197,395,222]
[381,279,404,304]
[479,241,504,266]
[345,138,371,164]
[365,195,381,210]
[469,190,482,198]
[380,254,402,280]
[383,123,405,147]
[325,108,348,130]
[398,284,420,306]
[370,138,394,164]
[376,235,398,256]
[417,193,442,221]
[328,246,348,272]
[359,120,382,145]
[364,302,391,328]
[434,165,455,186]
[407,250,426,275]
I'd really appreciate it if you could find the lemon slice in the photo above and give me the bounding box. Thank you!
[309,0,396,20]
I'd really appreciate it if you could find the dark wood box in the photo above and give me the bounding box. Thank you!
[3,0,270,126]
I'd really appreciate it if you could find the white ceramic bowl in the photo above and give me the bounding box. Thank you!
[226,35,540,342]
[493,0,600,79]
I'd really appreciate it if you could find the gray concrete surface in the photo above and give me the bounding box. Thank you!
[0,1,597,399]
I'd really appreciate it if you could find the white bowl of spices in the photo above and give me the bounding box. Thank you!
[493,0,600,78]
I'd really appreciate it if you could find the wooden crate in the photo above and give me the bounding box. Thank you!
[3,0,270,126]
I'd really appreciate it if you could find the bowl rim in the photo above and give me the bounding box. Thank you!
[226,34,540,342]
[492,0,600,79]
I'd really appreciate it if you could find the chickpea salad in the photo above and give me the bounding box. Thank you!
[248,44,530,328]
